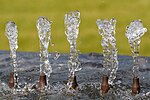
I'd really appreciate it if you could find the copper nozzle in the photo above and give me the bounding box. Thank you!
[132,77,140,95]
[67,75,78,90]
[71,75,78,90]
[9,72,14,89]
[101,75,109,96]
[38,72,47,90]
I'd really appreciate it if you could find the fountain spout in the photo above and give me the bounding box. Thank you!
[132,77,140,95]
[64,11,81,92]
[101,75,109,96]
[96,18,118,95]
[125,19,147,95]
[36,17,52,90]
[5,21,18,90]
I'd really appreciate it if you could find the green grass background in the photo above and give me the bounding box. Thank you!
[0,0,150,56]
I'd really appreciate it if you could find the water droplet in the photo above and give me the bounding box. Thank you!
[54,51,60,60]
[50,42,54,47]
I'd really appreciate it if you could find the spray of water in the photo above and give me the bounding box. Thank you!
[65,11,81,74]
[125,19,147,77]
[65,11,81,91]
[96,18,118,85]
[36,17,52,82]
[5,21,18,90]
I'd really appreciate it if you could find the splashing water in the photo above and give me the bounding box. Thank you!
[5,21,18,88]
[36,17,52,78]
[96,18,118,85]
[65,11,81,74]
[125,19,147,77]
[65,11,81,91]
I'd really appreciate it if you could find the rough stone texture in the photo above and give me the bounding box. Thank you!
[0,51,149,99]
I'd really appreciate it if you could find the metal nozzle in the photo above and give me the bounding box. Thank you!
[71,75,78,90]
[101,75,109,96]
[132,77,140,95]
[67,74,78,90]
[9,72,14,89]
[38,72,47,90]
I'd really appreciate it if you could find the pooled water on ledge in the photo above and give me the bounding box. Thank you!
[0,51,150,99]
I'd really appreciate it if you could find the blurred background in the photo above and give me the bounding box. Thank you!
[0,0,150,56]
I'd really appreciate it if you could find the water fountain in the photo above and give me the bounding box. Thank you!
[125,19,147,95]
[5,21,19,91]
[36,17,53,90]
[64,11,81,93]
[0,14,150,99]
[96,18,119,96]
